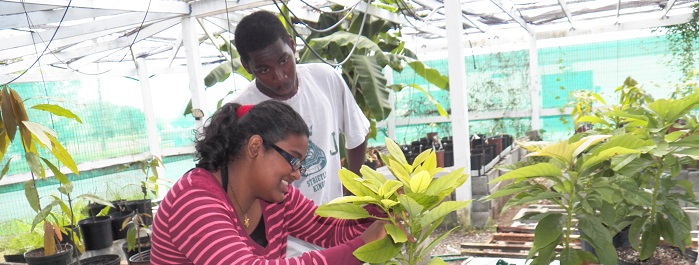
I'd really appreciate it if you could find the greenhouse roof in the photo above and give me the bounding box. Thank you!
[0,0,696,84]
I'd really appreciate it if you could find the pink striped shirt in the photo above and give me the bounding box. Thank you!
[150,168,370,265]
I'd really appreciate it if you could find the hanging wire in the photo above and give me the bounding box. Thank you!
[272,0,369,67]
[298,0,358,14]
[283,0,362,33]
[2,0,73,86]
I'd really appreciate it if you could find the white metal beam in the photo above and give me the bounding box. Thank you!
[0,0,189,14]
[0,18,180,75]
[0,12,179,51]
[0,2,55,16]
[529,30,541,131]
[557,0,575,29]
[0,8,127,29]
[182,16,208,129]
[445,0,471,212]
[190,0,273,18]
[135,56,162,158]
[661,0,677,19]
[489,0,533,34]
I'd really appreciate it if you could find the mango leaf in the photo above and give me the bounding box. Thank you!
[127,226,137,251]
[77,194,113,207]
[32,200,58,232]
[9,88,31,150]
[1,87,18,142]
[25,180,39,212]
[57,182,73,195]
[21,121,55,149]
[25,152,45,178]
[489,163,563,184]
[385,223,408,243]
[315,203,371,219]
[353,236,402,263]
[43,221,55,256]
[420,201,471,227]
[31,104,82,123]
[47,134,78,175]
[581,147,640,170]
[41,157,68,184]
[0,157,12,182]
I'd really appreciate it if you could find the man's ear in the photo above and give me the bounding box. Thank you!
[241,60,252,75]
[247,135,264,158]
[287,35,296,54]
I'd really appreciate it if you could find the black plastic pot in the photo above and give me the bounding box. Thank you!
[69,254,120,265]
[109,210,135,240]
[4,253,27,263]
[128,250,150,265]
[125,199,153,226]
[23,244,73,265]
[78,216,113,250]
[121,237,152,260]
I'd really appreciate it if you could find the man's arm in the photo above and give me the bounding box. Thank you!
[344,138,368,195]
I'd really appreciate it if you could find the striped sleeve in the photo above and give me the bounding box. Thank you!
[151,169,367,265]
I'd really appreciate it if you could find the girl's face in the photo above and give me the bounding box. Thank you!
[253,134,308,203]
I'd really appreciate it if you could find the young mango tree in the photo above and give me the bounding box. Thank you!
[0,84,82,258]
[315,138,469,265]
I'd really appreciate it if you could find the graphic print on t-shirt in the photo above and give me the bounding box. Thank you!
[296,139,327,192]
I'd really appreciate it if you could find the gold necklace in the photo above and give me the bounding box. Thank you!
[229,187,249,228]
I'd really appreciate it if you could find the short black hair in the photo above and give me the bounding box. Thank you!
[234,10,290,63]
[195,100,309,172]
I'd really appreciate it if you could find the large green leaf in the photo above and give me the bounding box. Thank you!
[353,236,402,263]
[489,163,563,184]
[378,180,402,199]
[384,223,408,243]
[301,31,385,62]
[315,203,372,219]
[325,195,378,205]
[406,84,449,117]
[419,201,470,227]
[351,54,391,121]
[41,158,68,184]
[25,152,44,179]
[640,223,660,260]
[31,104,82,123]
[531,213,563,253]
[24,180,39,212]
[397,194,424,217]
[338,169,373,197]
[578,217,616,265]
[47,134,78,175]
[425,168,465,197]
[405,60,449,90]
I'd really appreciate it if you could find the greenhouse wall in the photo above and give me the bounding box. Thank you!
[0,33,698,223]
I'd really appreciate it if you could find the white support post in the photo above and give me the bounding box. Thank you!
[385,66,396,140]
[529,30,541,131]
[446,0,471,210]
[182,16,208,129]
[135,56,162,158]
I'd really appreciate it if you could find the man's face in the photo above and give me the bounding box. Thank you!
[242,37,298,100]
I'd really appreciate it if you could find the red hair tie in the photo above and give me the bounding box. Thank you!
[236,105,254,118]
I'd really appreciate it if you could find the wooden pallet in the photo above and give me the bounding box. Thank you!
[460,226,581,259]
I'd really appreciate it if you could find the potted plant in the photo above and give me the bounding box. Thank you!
[314,138,470,264]
[122,209,151,264]
[0,220,43,263]
[0,85,83,264]
[122,155,163,226]
[486,77,699,265]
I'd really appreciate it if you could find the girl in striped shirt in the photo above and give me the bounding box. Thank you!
[150,101,387,265]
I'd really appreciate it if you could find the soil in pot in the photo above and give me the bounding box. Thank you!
[23,244,74,265]
[109,210,134,240]
[78,216,113,250]
[617,245,696,265]
[121,237,151,260]
[70,254,120,265]
[128,250,150,265]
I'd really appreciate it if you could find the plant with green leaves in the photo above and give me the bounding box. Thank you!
[0,220,43,255]
[122,209,151,254]
[0,84,82,257]
[486,77,699,264]
[315,138,469,265]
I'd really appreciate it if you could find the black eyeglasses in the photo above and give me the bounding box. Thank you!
[269,143,306,175]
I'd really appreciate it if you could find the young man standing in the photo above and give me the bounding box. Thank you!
[231,11,370,257]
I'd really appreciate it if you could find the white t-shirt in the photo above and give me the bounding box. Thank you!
[232,63,370,205]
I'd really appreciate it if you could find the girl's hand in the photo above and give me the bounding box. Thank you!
[360,220,388,244]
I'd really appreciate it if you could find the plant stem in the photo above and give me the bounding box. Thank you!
[649,162,662,224]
